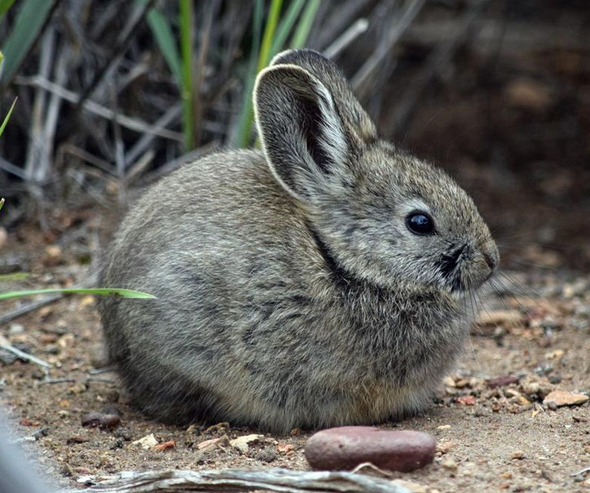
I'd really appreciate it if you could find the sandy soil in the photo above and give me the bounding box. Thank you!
[0,224,589,493]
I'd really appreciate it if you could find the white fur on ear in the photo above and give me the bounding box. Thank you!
[313,82,348,172]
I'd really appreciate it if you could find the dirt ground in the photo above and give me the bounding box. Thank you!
[0,217,589,493]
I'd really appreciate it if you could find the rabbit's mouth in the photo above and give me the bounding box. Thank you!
[437,244,497,294]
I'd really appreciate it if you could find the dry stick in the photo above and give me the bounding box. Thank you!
[351,0,428,93]
[25,26,55,185]
[0,156,27,180]
[125,149,155,185]
[0,335,50,368]
[110,83,127,206]
[313,0,374,50]
[324,18,369,59]
[143,142,219,184]
[75,0,158,110]
[16,76,184,141]
[67,469,412,493]
[390,0,492,134]
[124,104,182,169]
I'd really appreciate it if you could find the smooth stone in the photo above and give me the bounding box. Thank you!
[304,426,436,473]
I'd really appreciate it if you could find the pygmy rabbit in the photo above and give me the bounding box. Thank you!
[99,49,499,433]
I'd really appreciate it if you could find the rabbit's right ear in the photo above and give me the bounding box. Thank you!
[254,65,355,203]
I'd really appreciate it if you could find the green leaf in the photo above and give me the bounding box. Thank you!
[0,197,4,213]
[1,0,56,84]
[290,0,320,49]
[0,0,17,18]
[137,0,182,85]
[0,97,17,138]
[0,288,156,301]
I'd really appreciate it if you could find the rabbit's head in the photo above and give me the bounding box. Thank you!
[254,49,498,295]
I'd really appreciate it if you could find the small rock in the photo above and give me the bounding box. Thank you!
[436,441,455,455]
[230,434,264,453]
[511,450,525,460]
[487,375,520,388]
[131,433,158,449]
[543,390,589,408]
[456,395,476,406]
[277,443,295,454]
[477,310,523,328]
[8,323,24,335]
[81,411,121,430]
[441,458,458,471]
[544,349,564,361]
[255,449,277,463]
[154,440,176,451]
[304,426,436,473]
[443,376,456,387]
[66,435,90,444]
[197,435,229,451]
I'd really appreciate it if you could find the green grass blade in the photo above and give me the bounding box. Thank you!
[0,288,156,300]
[143,2,182,85]
[290,0,320,49]
[257,0,283,73]
[270,0,306,58]
[0,97,17,138]
[0,0,16,18]
[1,0,55,84]
[235,0,283,148]
[234,0,264,148]
[0,272,31,282]
[0,198,4,212]
[179,0,195,150]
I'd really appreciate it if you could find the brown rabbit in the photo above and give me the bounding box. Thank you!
[99,49,498,433]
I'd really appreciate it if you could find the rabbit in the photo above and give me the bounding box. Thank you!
[99,49,499,433]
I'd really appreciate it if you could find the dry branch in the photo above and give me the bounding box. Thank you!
[68,468,412,493]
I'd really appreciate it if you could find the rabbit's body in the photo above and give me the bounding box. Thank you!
[100,50,498,433]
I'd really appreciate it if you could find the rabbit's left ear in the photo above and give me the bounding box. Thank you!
[254,64,352,202]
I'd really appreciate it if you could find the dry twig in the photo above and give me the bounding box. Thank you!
[68,468,412,493]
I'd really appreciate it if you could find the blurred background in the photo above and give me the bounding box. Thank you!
[0,0,588,274]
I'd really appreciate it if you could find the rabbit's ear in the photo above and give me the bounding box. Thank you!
[270,49,377,144]
[255,64,365,202]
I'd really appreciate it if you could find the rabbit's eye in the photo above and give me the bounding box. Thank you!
[406,212,435,235]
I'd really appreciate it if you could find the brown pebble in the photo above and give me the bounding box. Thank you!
[66,435,90,444]
[154,440,176,451]
[456,395,476,406]
[304,426,436,473]
[543,390,589,408]
[487,375,520,388]
[81,411,121,430]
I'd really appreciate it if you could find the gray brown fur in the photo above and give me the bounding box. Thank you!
[99,50,498,433]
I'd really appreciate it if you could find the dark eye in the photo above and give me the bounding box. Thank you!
[406,211,435,235]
